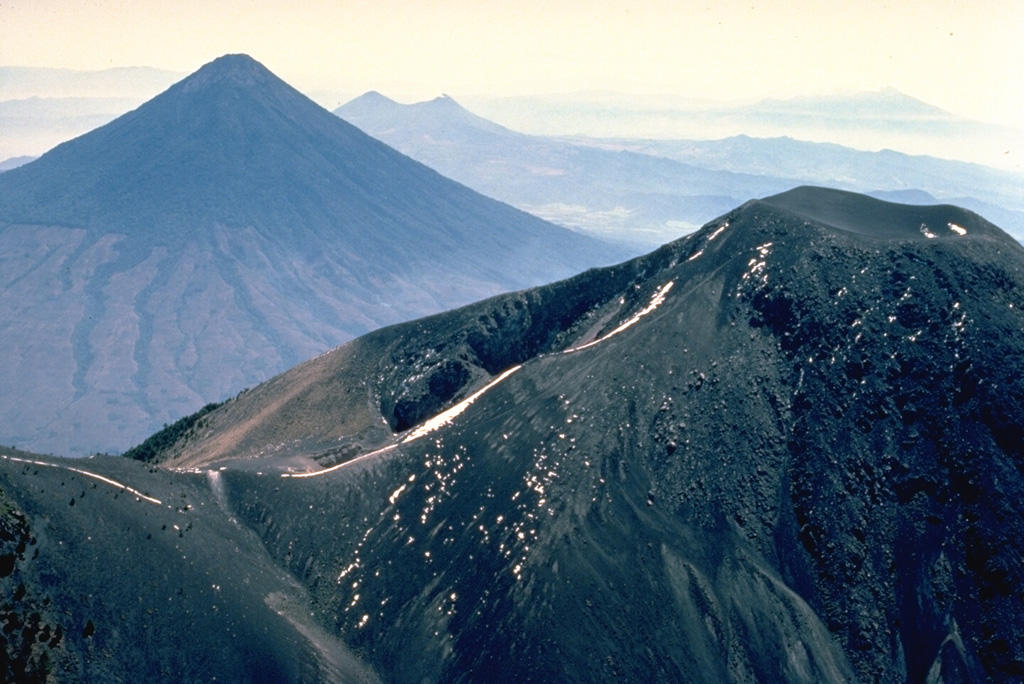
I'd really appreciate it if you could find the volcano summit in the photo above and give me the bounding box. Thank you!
[0,54,620,456]
[2,187,1020,682]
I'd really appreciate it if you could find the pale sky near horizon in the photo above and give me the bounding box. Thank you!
[1,0,1022,129]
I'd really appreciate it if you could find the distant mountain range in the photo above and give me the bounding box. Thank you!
[337,92,1024,245]
[2,188,1021,682]
[336,92,797,248]
[5,68,1021,245]
[0,54,620,456]
[0,66,183,161]
[0,155,34,172]
[466,88,1023,171]
[3,57,1023,458]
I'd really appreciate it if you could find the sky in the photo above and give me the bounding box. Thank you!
[1,0,1023,130]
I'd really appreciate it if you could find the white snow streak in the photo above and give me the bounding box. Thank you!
[1,454,162,505]
[289,277,671,480]
[282,444,398,479]
[388,483,408,505]
[564,281,675,354]
[402,365,523,443]
[284,365,523,478]
[706,221,730,241]
[948,223,967,236]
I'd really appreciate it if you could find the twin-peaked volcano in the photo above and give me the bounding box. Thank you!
[335,91,795,248]
[0,54,622,456]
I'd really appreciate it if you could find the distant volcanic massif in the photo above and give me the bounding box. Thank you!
[2,187,1022,682]
[334,91,1024,247]
[335,90,796,248]
[0,54,622,456]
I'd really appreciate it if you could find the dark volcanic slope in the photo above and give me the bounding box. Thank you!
[2,187,1022,682]
[0,54,620,456]
[0,446,380,684]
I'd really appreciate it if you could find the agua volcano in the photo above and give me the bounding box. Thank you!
[2,187,1020,682]
[0,54,621,456]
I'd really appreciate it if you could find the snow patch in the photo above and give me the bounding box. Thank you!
[564,281,675,353]
[389,483,408,505]
[402,365,523,443]
[706,221,730,241]
[948,222,967,236]
[283,444,398,479]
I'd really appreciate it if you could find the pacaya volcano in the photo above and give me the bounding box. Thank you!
[0,54,622,456]
[1,187,1021,682]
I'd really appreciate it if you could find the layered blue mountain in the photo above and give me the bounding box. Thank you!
[609,135,1024,240]
[336,93,1024,244]
[2,188,1021,682]
[0,54,621,456]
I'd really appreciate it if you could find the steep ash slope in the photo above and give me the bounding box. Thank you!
[146,187,1024,682]
[1,188,1020,682]
[0,54,620,456]
[0,446,380,684]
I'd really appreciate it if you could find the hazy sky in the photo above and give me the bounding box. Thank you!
[1,0,1022,128]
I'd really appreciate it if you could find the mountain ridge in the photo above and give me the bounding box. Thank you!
[1,188,1022,681]
[152,186,1022,472]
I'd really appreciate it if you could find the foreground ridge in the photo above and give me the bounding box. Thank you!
[2,187,1022,682]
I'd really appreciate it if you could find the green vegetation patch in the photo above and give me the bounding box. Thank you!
[122,401,224,463]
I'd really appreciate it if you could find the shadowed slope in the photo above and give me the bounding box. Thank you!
[2,189,1020,682]
[136,187,1024,681]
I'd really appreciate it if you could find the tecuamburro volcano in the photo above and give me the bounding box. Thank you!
[0,54,621,456]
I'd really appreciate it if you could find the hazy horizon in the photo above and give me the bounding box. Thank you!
[0,1,1021,170]
[2,1,1021,121]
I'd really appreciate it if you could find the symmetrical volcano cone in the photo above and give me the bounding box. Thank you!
[0,54,620,456]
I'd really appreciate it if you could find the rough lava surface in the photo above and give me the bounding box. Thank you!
[1,187,1022,682]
